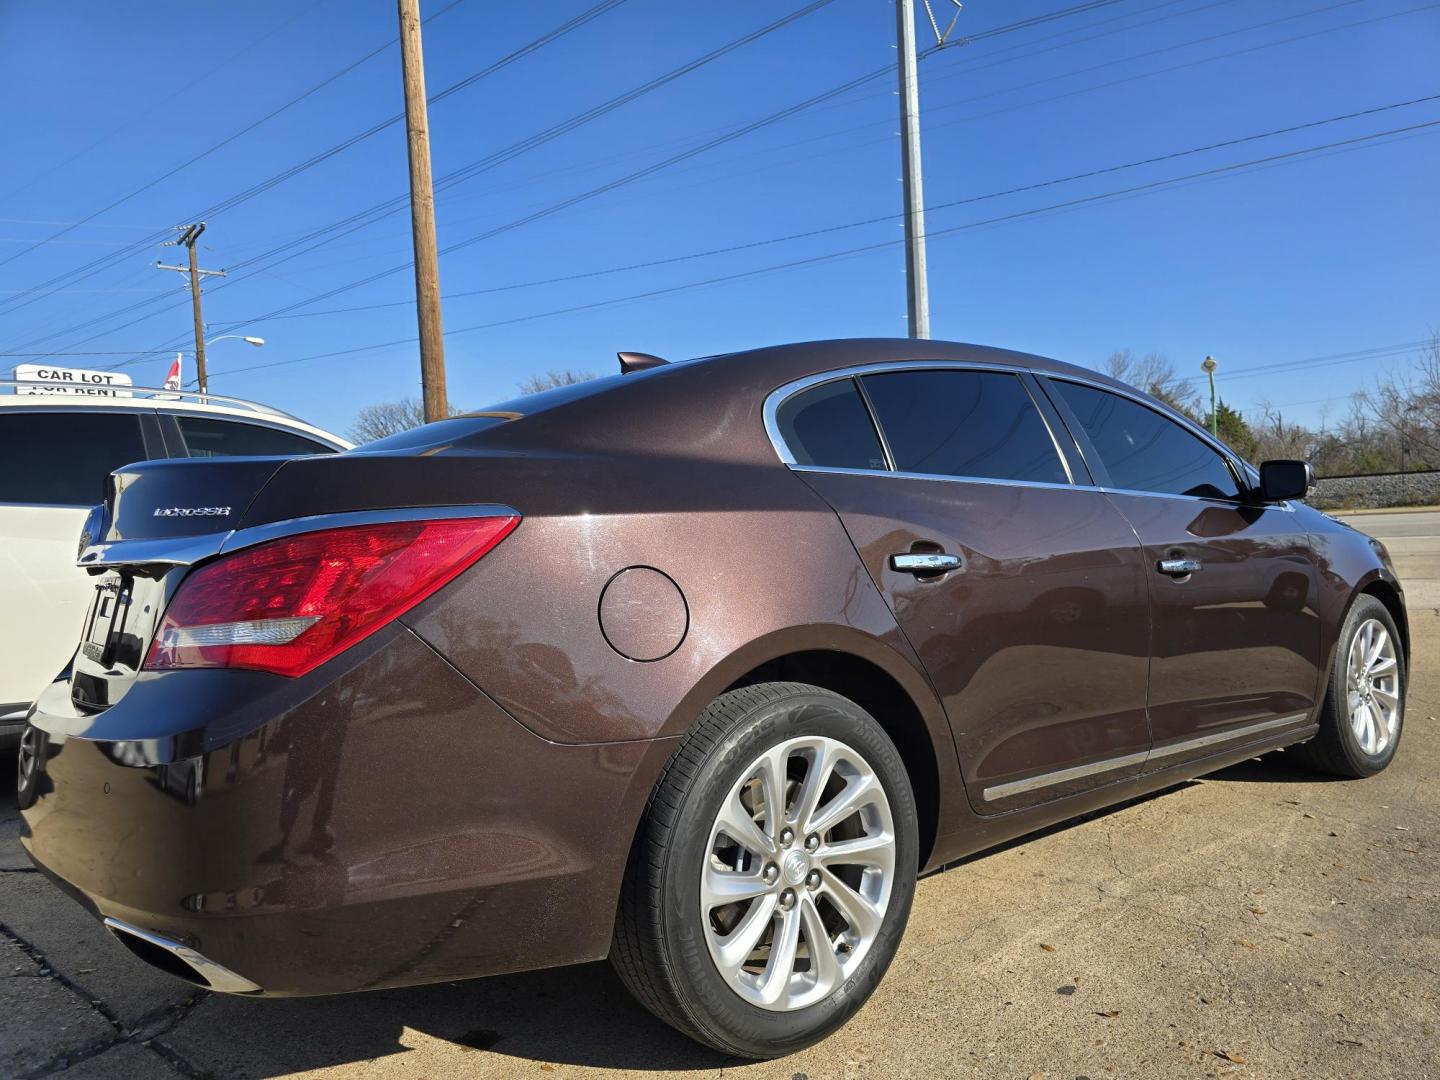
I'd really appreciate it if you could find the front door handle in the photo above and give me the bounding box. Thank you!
[1157,557,1202,577]
[891,552,963,575]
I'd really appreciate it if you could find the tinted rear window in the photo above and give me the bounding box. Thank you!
[861,370,1068,484]
[0,411,147,506]
[774,379,887,471]
[1051,380,1241,499]
[176,416,332,458]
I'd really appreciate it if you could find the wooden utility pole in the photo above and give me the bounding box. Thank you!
[397,0,448,422]
[156,223,225,393]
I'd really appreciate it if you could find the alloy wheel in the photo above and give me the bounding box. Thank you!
[701,735,896,1012]
[1346,617,1401,755]
[17,726,39,792]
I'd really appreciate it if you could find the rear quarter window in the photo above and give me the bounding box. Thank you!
[774,379,887,471]
[0,411,148,506]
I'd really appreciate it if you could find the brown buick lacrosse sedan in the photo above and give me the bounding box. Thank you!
[20,339,1406,1057]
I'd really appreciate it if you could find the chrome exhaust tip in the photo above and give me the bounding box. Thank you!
[103,917,262,994]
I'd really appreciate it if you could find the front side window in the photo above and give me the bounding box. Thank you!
[0,411,147,506]
[176,416,333,458]
[1052,380,1241,500]
[860,370,1068,484]
[774,379,887,471]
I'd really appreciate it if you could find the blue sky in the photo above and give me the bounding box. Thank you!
[1,0,1436,437]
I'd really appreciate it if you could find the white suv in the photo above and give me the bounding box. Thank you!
[0,383,350,745]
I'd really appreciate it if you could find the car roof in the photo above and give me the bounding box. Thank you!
[357,338,1134,461]
[0,382,352,449]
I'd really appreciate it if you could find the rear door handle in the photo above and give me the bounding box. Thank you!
[1157,557,1202,577]
[891,552,963,575]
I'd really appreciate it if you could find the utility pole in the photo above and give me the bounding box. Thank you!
[157,223,225,394]
[397,0,448,422]
[896,0,929,339]
[896,0,943,339]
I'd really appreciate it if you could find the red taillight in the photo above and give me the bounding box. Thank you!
[144,516,518,677]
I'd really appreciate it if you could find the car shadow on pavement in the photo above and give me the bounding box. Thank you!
[1206,749,1348,784]
[191,959,736,1074]
[2,746,1336,1076]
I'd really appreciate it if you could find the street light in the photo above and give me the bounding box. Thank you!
[193,335,265,392]
[1201,355,1219,437]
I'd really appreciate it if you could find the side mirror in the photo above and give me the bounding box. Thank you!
[1258,459,1314,502]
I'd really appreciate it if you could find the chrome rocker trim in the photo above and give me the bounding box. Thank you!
[981,712,1312,802]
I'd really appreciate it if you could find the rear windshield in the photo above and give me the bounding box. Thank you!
[353,414,513,453]
[353,371,632,453]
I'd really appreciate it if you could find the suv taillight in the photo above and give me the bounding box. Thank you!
[144,516,518,677]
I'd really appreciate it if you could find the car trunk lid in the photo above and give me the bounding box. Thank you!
[69,457,293,711]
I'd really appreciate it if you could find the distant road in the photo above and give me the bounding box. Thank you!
[1334,508,1440,608]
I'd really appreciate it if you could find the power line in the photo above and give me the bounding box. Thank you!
[196,119,1440,384]
[0,0,472,280]
[212,92,1440,324]
[138,0,1136,352]
[0,0,597,324]
[0,1,640,362]
[2,0,1254,355]
[0,0,333,205]
[2,0,825,353]
[17,0,1407,358]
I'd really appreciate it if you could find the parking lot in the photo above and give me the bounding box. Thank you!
[3,511,1437,1080]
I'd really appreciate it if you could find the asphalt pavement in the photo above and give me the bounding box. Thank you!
[2,511,1437,1079]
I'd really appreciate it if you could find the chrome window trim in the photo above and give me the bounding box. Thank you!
[981,711,1312,801]
[77,504,518,569]
[790,464,1292,509]
[791,464,1081,494]
[765,360,1297,511]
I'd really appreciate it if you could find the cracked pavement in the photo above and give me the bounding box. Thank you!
[2,510,1437,1079]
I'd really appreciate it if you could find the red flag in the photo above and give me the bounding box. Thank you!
[163,354,181,391]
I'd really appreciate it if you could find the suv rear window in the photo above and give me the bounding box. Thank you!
[176,416,332,458]
[0,411,148,506]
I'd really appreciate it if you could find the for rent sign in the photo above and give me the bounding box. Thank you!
[12,364,134,397]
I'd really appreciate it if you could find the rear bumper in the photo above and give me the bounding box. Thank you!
[20,626,671,996]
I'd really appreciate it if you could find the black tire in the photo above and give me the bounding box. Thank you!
[611,682,919,1059]
[1290,595,1405,778]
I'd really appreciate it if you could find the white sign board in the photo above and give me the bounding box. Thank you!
[13,364,134,397]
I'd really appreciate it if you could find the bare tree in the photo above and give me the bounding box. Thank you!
[516,368,596,395]
[1103,349,1201,416]
[1359,333,1440,472]
[349,397,461,443]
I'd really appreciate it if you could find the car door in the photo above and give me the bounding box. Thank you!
[0,408,159,714]
[1041,376,1322,771]
[770,364,1152,813]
